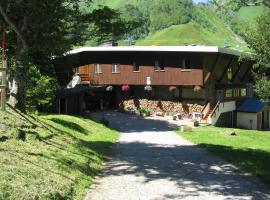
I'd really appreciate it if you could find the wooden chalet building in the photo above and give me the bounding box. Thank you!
[54,46,269,130]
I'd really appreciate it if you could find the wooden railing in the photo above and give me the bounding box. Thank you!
[201,101,210,117]
[210,101,221,118]
[78,73,90,82]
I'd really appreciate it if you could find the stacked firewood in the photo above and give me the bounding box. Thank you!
[120,99,203,118]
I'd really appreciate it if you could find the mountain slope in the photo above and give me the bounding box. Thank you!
[135,22,246,50]
[237,5,265,22]
[136,6,247,50]
[93,0,251,50]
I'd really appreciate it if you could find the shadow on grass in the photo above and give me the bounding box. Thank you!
[198,143,270,187]
[49,118,88,134]
[0,140,115,178]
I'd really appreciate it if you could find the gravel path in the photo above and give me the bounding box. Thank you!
[85,111,270,200]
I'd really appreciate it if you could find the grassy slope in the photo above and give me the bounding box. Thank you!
[238,6,265,22]
[178,126,270,187]
[94,0,248,49]
[0,108,119,200]
[137,6,247,50]
[94,0,248,50]
[136,22,246,49]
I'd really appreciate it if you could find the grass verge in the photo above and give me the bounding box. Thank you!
[177,126,270,187]
[0,108,119,200]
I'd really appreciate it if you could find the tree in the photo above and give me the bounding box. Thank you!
[88,5,143,45]
[244,3,270,101]
[149,0,193,32]
[0,1,129,111]
[119,4,149,42]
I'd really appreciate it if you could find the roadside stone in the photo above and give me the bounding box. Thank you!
[156,112,165,117]
[225,131,237,136]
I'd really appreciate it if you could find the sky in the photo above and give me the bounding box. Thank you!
[193,0,209,3]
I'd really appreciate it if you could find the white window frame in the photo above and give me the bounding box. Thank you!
[94,63,102,74]
[112,63,120,73]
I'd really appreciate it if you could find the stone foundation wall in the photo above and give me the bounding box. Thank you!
[119,99,204,118]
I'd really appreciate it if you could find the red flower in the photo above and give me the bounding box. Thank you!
[122,85,130,92]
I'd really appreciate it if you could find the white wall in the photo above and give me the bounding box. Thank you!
[237,112,258,130]
[211,101,236,125]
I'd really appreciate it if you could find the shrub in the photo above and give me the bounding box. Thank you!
[139,108,151,116]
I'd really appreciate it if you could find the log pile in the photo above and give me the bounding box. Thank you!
[119,99,203,118]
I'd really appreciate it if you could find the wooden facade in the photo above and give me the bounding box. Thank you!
[77,64,204,86]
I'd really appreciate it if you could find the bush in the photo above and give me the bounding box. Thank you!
[139,108,151,116]
[26,65,56,112]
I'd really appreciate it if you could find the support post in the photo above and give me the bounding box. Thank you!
[217,56,236,83]
[0,61,6,110]
[1,23,7,110]
[240,62,254,82]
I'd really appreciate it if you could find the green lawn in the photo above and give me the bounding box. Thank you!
[178,126,270,187]
[0,109,119,200]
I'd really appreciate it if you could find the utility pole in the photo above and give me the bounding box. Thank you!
[0,23,7,110]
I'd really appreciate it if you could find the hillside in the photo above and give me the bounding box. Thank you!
[0,108,119,200]
[135,22,246,49]
[136,6,247,50]
[237,5,265,22]
[93,0,251,50]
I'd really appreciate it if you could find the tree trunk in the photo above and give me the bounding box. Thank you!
[8,41,26,111]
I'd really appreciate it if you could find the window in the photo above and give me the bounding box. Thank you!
[133,62,140,72]
[94,64,102,74]
[225,89,233,98]
[154,61,164,71]
[182,58,191,69]
[241,88,247,97]
[233,89,240,97]
[112,63,120,73]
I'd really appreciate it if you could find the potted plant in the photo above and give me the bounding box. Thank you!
[139,108,151,117]
[121,85,130,92]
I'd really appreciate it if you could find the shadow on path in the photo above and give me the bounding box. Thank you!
[87,111,270,200]
[100,142,270,199]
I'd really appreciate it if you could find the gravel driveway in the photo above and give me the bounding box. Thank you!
[85,111,270,200]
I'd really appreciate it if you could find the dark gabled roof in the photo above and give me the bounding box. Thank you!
[237,99,267,113]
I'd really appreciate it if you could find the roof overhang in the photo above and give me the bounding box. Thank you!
[67,46,248,57]
[53,46,252,71]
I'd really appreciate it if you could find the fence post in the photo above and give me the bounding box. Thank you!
[0,60,7,110]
